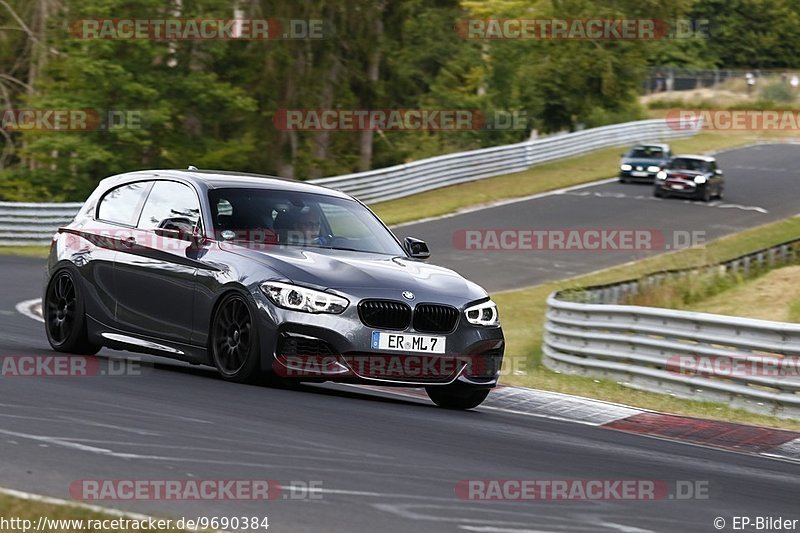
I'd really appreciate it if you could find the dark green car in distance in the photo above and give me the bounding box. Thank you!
[619,143,672,183]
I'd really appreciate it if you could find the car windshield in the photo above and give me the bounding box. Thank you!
[208,188,405,255]
[627,146,664,159]
[668,158,710,172]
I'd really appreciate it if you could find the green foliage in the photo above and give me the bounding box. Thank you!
[689,0,800,68]
[648,98,800,111]
[1,0,798,201]
[760,81,796,103]
[789,298,800,323]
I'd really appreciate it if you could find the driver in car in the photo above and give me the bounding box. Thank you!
[288,208,330,246]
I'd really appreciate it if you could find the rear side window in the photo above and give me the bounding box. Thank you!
[138,181,202,232]
[97,182,152,226]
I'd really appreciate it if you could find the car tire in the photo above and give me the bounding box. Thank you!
[425,386,491,410]
[716,187,724,200]
[653,188,664,198]
[44,268,101,355]
[210,291,262,383]
[619,176,629,184]
[699,187,711,202]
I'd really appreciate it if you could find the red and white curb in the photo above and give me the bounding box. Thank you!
[17,298,800,463]
[357,384,800,464]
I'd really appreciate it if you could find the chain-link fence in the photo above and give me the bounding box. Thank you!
[644,67,800,95]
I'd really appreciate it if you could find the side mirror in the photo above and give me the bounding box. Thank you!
[155,227,203,244]
[404,237,430,259]
[189,228,207,246]
[715,169,723,175]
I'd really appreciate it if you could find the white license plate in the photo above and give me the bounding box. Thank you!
[670,184,685,190]
[631,171,649,177]
[372,332,446,353]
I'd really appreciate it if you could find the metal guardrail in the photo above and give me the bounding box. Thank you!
[0,117,700,246]
[314,118,699,203]
[0,201,84,247]
[544,238,800,419]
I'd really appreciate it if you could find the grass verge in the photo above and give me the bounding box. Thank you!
[626,264,800,322]
[0,246,49,258]
[0,494,192,533]
[373,130,799,226]
[495,215,800,430]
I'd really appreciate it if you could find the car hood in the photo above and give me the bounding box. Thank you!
[229,246,488,302]
[621,158,666,166]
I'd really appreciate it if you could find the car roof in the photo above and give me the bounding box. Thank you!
[104,169,353,200]
[671,154,715,161]
[630,143,669,150]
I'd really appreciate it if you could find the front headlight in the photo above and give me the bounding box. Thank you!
[656,171,667,180]
[465,300,499,327]
[694,175,707,184]
[620,164,632,171]
[647,166,661,173]
[261,281,349,314]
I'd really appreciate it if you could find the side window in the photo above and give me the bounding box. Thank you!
[97,182,152,226]
[138,181,202,234]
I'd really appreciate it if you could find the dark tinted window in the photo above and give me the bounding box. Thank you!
[138,181,202,233]
[668,158,710,172]
[97,182,151,226]
[627,145,665,158]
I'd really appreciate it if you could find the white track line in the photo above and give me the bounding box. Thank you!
[15,298,44,323]
[393,179,617,228]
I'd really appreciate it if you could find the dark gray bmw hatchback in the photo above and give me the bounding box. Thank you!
[44,170,505,409]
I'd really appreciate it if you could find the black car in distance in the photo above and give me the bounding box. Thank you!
[653,155,725,202]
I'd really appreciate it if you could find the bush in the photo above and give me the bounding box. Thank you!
[582,102,647,129]
[760,81,796,103]
[647,99,719,110]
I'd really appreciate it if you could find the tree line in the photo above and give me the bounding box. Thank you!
[0,0,798,201]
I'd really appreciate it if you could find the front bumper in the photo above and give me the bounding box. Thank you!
[253,293,505,388]
[655,178,703,197]
[620,167,660,182]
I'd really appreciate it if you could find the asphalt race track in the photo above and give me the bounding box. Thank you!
[397,143,800,291]
[1,143,799,532]
[2,265,800,532]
